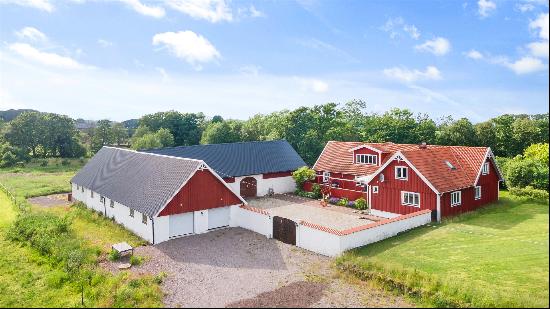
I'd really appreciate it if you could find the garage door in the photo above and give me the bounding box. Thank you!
[169,212,194,238]
[208,207,230,230]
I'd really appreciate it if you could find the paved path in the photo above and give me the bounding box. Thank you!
[120,228,412,308]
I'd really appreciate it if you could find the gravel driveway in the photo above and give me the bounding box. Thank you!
[127,228,412,308]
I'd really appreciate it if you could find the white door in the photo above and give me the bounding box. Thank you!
[169,212,194,238]
[208,207,230,230]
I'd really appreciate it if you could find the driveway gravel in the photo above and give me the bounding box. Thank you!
[125,228,412,308]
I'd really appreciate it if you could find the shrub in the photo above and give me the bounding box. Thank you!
[337,197,349,207]
[61,159,70,166]
[39,160,48,167]
[509,186,549,200]
[311,183,322,199]
[292,166,316,190]
[130,255,143,266]
[355,198,368,210]
[347,201,355,208]
[505,157,548,191]
[154,272,168,284]
[108,250,121,262]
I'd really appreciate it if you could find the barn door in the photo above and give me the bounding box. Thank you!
[240,177,257,197]
[272,216,296,245]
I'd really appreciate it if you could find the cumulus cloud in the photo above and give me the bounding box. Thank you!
[465,49,484,60]
[295,78,329,93]
[0,0,53,12]
[478,0,496,18]
[164,0,232,23]
[15,26,47,42]
[530,13,549,41]
[119,0,165,18]
[502,56,547,74]
[8,43,91,70]
[380,17,421,40]
[152,31,220,69]
[527,41,549,58]
[415,37,451,56]
[403,24,421,40]
[383,66,442,83]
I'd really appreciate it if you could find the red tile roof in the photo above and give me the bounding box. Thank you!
[313,141,500,194]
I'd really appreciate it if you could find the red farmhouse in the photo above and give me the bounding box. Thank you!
[312,142,504,221]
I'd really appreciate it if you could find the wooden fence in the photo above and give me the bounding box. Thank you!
[0,182,27,211]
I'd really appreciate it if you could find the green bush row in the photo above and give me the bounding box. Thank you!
[509,186,549,200]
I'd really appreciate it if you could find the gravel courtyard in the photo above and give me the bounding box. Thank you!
[127,228,412,308]
[247,195,374,230]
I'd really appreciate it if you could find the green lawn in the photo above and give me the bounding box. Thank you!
[337,191,549,307]
[0,160,163,308]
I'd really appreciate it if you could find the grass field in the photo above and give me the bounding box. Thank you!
[0,159,163,308]
[337,191,549,307]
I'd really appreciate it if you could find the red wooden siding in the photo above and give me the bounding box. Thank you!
[223,177,235,183]
[353,147,380,165]
[263,171,293,179]
[158,169,242,216]
[440,159,500,217]
[313,171,365,200]
[369,159,437,215]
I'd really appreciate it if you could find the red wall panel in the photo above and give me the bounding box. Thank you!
[440,159,500,218]
[369,159,437,215]
[158,169,242,216]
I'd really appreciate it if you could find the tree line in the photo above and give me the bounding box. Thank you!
[1,101,548,168]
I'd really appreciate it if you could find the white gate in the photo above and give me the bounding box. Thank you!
[169,212,194,238]
[208,207,230,230]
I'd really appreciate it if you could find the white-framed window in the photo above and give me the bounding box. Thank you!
[323,171,330,183]
[395,166,408,180]
[142,214,148,225]
[110,200,114,208]
[129,209,134,218]
[451,191,461,207]
[356,154,378,165]
[482,162,490,175]
[100,196,105,204]
[401,191,420,207]
[372,186,379,194]
[475,186,482,200]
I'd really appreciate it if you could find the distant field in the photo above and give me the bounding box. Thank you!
[337,191,549,307]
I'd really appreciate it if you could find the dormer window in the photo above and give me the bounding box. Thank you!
[356,154,377,165]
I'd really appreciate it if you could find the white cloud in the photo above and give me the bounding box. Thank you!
[530,13,549,41]
[0,0,53,12]
[249,5,265,18]
[478,0,496,18]
[152,31,220,69]
[15,26,47,42]
[527,41,549,58]
[309,79,329,93]
[383,66,442,83]
[164,0,232,23]
[465,49,484,60]
[119,0,165,18]
[503,56,547,74]
[516,3,535,12]
[8,43,90,70]
[403,24,420,40]
[97,39,114,48]
[415,37,451,56]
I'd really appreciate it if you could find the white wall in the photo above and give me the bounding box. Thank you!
[72,184,153,243]
[194,210,209,234]
[340,212,431,252]
[296,225,342,257]
[370,209,401,219]
[231,206,273,238]
[226,175,296,197]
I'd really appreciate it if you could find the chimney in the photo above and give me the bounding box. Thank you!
[419,142,427,149]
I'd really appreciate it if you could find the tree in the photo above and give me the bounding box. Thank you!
[138,111,204,146]
[111,123,128,146]
[5,111,44,157]
[492,114,515,157]
[415,114,437,144]
[90,120,115,153]
[523,143,549,165]
[511,117,541,156]
[365,109,418,143]
[131,128,174,150]
[201,120,242,144]
[436,117,478,146]
[155,128,174,147]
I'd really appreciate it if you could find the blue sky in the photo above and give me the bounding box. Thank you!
[0,0,548,122]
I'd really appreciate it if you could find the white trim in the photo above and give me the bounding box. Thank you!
[401,191,420,208]
[322,171,330,182]
[436,194,441,222]
[348,144,383,153]
[482,162,489,175]
[367,151,441,195]
[451,191,461,207]
[368,185,372,208]
[475,186,482,200]
[473,148,504,185]
[395,166,408,180]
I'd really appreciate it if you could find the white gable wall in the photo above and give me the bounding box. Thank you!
[225,174,296,197]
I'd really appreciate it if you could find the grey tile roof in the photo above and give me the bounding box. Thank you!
[71,147,202,217]
[142,140,307,178]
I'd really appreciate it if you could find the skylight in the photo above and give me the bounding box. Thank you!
[445,160,456,170]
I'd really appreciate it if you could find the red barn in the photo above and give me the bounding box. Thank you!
[312,142,504,221]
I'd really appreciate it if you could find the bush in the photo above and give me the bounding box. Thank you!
[311,183,322,199]
[154,272,167,284]
[337,197,349,207]
[108,250,121,262]
[355,198,368,210]
[130,255,143,266]
[39,159,48,167]
[292,166,316,189]
[347,201,355,208]
[509,186,549,200]
[505,157,548,191]
[61,159,70,166]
